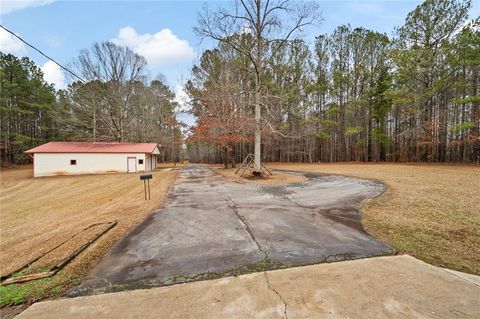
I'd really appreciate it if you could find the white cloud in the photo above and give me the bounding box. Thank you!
[0,28,27,55]
[111,26,196,66]
[174,84,195,126]
[174,84,191,112]
[41,60,66,90]
[1,0,55,15]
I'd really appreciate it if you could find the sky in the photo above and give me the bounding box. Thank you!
[1,0,479,124]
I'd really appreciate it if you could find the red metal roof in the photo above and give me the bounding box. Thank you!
[25,142,159,154]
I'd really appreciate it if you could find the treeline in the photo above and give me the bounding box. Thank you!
[0,55,56,164]
[187,0,479,165]
[0,43,181,165]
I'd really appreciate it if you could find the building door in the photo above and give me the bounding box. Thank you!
[152,155,156,170]
[127,157,137,173]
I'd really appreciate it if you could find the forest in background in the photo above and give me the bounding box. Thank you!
[1,0,479,166]
[187,0,479,165]
[0,43,181,165]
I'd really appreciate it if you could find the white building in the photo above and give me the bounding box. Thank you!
[25,142,160,177]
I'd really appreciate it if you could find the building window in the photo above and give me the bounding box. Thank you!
[138,159,144,165]
[70,159,77,165]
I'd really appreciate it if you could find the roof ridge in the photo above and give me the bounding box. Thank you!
[25,142,159,154]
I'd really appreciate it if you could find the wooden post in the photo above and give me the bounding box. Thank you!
[144,180,147,200]
[147,179,151,200]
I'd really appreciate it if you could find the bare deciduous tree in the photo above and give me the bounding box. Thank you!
[195,0,318,173]
[73,42,147,141]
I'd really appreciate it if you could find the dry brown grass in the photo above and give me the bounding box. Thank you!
[157,162,188,170]
[215,168,306,185]
[0,166,178,305]
[269,163,480,275]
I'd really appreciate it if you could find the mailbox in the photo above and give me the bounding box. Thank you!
[140,174,153,200]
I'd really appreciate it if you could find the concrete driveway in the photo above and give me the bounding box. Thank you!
[70,165,393,295]
[19,256,480,319]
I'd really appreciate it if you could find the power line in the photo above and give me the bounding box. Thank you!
[0,24,86,84]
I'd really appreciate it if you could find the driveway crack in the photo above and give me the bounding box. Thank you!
[225,194,268,260]
[264,272,288,319]
[285,196,312,209]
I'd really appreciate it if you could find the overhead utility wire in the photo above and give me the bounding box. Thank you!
[0,24,86,83]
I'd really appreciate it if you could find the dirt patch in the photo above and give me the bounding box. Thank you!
[215,168,306,185]
[0,166,179,306]
[268,162,480,275]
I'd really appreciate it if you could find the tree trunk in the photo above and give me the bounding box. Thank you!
[254,75,261,172]
[253,2,262,173]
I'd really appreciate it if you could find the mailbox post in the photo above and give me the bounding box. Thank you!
[140,174,153,200]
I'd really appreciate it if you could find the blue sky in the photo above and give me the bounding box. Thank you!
[1,0,479,123]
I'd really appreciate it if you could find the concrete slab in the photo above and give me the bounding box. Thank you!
[441,268,480,287]
[69,165,393,295]
[17,256,480,319]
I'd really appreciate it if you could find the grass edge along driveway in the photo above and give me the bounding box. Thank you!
[0,167,179,307]
[269,163,480,276]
